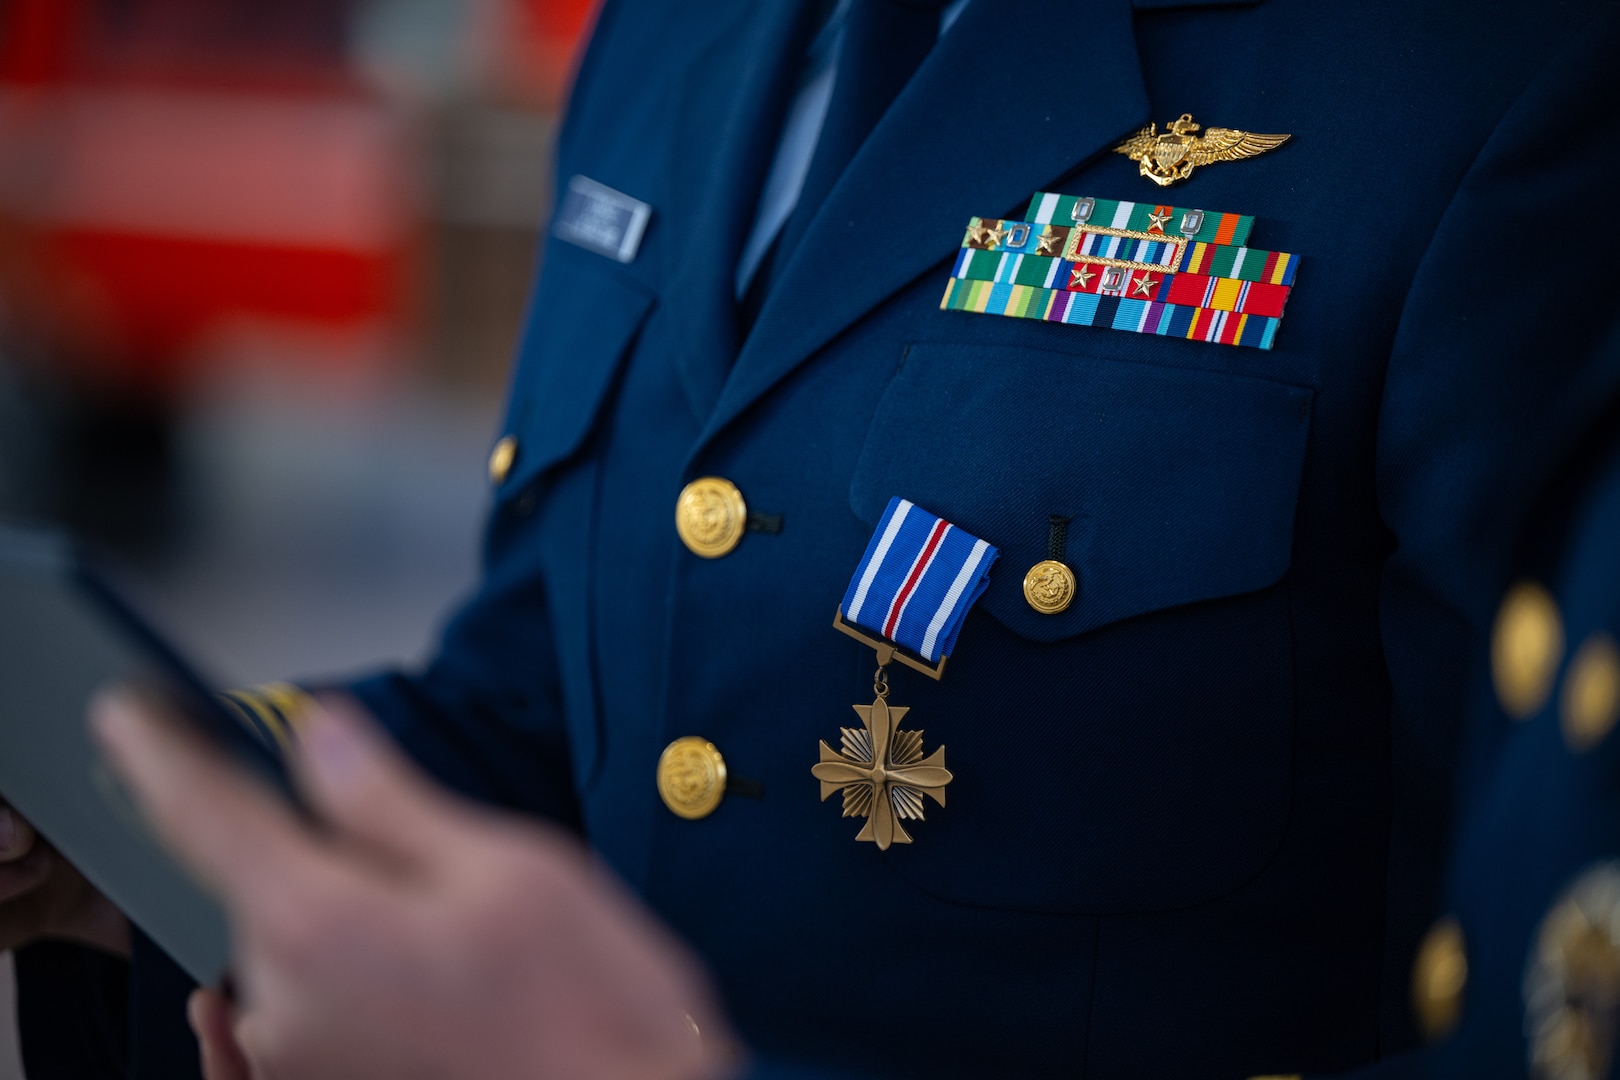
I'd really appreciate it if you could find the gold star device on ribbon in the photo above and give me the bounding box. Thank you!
[817,498,999,849]
[1114,113,1290,187]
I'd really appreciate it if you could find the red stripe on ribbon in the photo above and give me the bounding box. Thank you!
[885,519,950,640]
[1186,306,1211,340]
[1241,280,1290,318]
[1260,249,1280,285]
[1166,272,1208,307]
[1221,311,1244,344]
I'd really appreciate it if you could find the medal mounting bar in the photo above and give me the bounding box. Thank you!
[831,610,948,681]
[1061,224,1188,274]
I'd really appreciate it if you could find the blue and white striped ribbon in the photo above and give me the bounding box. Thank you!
[839,497,998,662]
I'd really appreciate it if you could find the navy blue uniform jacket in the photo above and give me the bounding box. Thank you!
[21,1,1620,1078]
[335,0,1620,1075]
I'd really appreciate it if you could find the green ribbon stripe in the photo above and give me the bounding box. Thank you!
[1024,192,1255,248]
[955,248,1067,287]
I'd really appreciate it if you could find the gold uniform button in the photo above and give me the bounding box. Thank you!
[1562,633,1620,752]
[1023,560,1077,614]
[657,736,727,820]
[675,477,747,558]
[488,436,518,486]
[1492,581,1564,720]
[1412,916,1467,1041]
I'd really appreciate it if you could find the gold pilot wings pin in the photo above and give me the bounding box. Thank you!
[942,192,1298,350]
[1115,114,1291,188]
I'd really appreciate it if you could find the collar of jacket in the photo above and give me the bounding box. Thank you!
[665,0,1254,447]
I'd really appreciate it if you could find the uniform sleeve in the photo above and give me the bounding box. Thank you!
[1371,3,1620,1058]
[337,554,583,825]
[215,462,583,825]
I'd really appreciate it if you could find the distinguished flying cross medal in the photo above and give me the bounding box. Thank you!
[815,498,998,849]
[1113,113,1291,187]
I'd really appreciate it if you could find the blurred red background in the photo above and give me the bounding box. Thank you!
[0,0,592,388]
[0,0,594,550]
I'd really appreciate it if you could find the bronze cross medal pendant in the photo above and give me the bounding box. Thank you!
[813,621,954,850]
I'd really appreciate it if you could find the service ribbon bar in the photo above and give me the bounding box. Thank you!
[840,498,999,664]
[951,246,1294,310]
[957,220,1294,285]
[942,277,1282,349]
[947,200,1297,350]
[1025,192,1254,248]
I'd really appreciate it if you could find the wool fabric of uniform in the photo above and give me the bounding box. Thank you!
[341,3,1620,1070]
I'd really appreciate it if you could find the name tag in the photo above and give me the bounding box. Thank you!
[552,175,652,264]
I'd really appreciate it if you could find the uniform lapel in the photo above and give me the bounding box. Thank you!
[662,0,815,422]
[697,0,1151,447]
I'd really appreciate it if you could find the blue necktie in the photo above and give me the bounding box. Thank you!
[742,0,948,335]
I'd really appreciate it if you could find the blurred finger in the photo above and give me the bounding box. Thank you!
[0,806,37,863]
[0,843,51,904]
[230,1007,283,1080]
[189,989,253,1080]
[90,687,341,924]
[293,697,472,873]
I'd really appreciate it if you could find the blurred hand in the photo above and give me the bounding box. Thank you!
[92,691,739,1080]
[0,801,129,956]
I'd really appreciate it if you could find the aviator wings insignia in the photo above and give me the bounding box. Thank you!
[1114,113,1291,187]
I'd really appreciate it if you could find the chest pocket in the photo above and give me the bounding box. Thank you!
[493,246,657,505]
[848,342,1313,913]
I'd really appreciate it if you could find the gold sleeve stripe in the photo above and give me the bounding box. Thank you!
[257,682,319,737]
[220,689,290,751]
[216,692,262,737]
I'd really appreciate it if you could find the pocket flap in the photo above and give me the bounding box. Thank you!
[850,343,1313,641]
[495,250,656,497]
